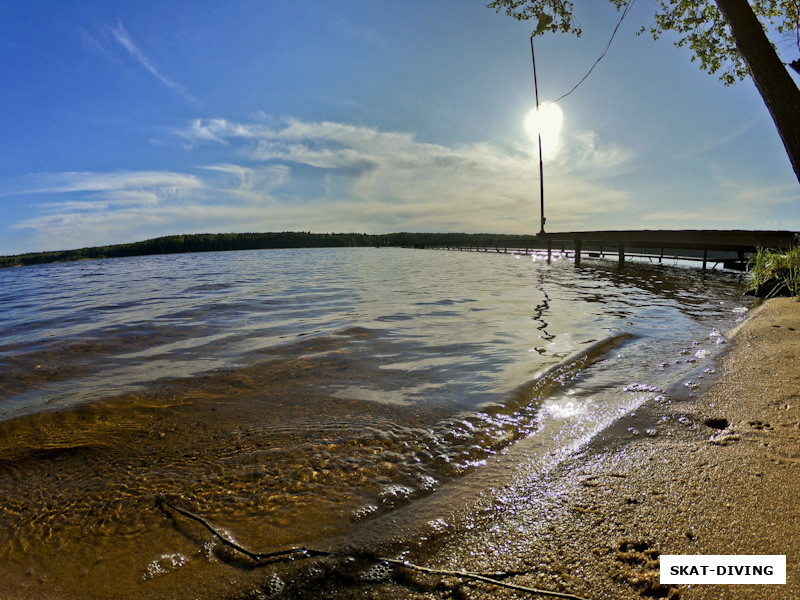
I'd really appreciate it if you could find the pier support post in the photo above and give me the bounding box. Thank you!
[547,241,552,262]
[574,239,582,267]
[618,242,625,267]
[702,249,708,271]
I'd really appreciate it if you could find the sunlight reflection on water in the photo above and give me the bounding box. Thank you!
[0,247,753,600]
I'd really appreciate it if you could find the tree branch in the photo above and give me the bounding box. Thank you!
[155,495,592,600]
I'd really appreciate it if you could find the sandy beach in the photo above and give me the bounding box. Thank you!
[330,296,799,600]
[2,282,796,600]
[264,296,799,600]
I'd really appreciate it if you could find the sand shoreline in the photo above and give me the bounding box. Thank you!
[293,297,799,600]
[385,297,799,600]
[4,296,795,600]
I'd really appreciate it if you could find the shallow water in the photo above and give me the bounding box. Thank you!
[0,247,752,599]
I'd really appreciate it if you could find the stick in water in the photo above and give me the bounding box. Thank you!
[155,495,591,600]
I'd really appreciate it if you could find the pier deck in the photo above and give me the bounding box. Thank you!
[416,230,798,271]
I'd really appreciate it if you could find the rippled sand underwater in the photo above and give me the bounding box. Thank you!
[0,248,752,599]
[0,339,435,598]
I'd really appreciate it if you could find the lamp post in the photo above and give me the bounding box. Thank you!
[530,34,546,235]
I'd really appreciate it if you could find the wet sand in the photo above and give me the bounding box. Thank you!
[0,333,452,600]
[4,297,795,600]
[373,297,800,599]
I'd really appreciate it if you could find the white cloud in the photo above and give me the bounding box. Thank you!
[180,117,636,232]
[11,171,207,249]
[200,164,291,202]
[642,179,800,230]
[111,22,195,101]
[9,117,638,252]
[550,131,634,177]
[24,171,203,197]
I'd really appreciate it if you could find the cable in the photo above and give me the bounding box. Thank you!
[552,0,636,103]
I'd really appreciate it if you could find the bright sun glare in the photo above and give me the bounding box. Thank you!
[524,103,564,159]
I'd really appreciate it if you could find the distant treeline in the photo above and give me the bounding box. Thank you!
[0,231,536,269]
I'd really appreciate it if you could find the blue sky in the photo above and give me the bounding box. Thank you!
[1,0,798,255]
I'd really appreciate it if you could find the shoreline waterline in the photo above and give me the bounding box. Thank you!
[383,297,800,600]
[0,248,756,599]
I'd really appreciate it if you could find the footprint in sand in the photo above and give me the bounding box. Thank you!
[613,539,680,599]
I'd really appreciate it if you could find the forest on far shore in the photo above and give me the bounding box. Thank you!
[0,231,536,268]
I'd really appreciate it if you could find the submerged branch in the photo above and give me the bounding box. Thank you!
[155,495,592,600]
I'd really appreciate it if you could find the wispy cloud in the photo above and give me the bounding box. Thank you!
[643,179,800,230]
[180,117,635,231]
[9,117,637,252]
[111,22,195,101]
[11,171,206,249]
[22,171,203,197]
[200,164,291,202]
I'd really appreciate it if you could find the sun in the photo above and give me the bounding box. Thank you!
[524,103,564,158]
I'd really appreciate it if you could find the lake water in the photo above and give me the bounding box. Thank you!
[0,247,753,599]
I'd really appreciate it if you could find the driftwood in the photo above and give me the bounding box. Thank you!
[155,495,591,600]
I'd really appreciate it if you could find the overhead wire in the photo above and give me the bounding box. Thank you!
[550,0,637,103]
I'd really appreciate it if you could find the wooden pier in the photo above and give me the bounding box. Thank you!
[414,230,798,271]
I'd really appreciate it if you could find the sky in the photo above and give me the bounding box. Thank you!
[1,0,799,255]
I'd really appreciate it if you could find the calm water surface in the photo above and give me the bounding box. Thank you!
[0,247,752,599]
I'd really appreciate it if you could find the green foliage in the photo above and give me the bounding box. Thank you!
[487,0,800,85]
[645,1,746,85]
[644,0,800,85]
[486,0,584,35]
[747,236,800,299]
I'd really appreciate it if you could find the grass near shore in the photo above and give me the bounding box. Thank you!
[747,235,800,299]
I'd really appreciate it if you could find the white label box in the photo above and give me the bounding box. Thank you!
[661,555,786,585]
